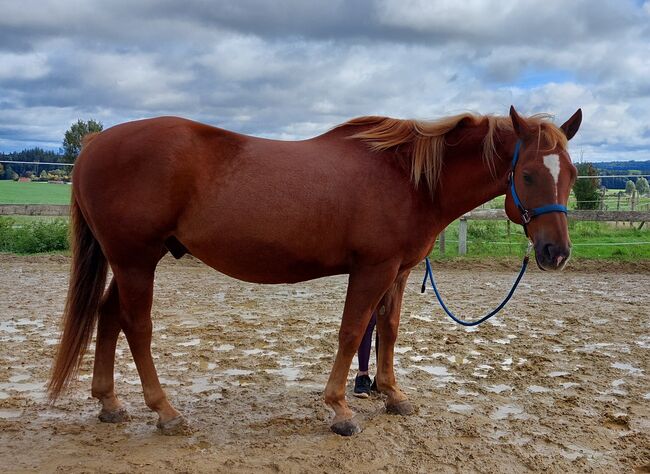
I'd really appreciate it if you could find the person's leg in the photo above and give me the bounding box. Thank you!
[357,311,377,375]
[353,311,377,398]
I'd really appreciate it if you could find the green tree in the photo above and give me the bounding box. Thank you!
[62,119,103,163]
[4,164,15,181]
[636,176,649,196]
[0,162,3,178]
[625,180,636,195]
[573,163,601,210]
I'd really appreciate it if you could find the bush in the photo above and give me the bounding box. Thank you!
[0,217,69,253]
[573,163,601,210]
[467,221,501,239]
[568,221,605,237]
[0,217,15,251]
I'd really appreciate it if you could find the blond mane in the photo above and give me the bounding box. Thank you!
[343,113,568,195]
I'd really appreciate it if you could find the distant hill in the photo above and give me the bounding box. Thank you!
[591,160,650,189]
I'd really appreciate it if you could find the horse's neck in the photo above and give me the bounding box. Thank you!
[432,128,515,228]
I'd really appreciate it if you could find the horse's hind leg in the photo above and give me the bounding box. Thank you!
[92,278,130,422]
[112,259,189,435]
[375,271,414,416]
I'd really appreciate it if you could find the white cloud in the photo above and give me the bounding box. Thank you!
[0,0,648,161]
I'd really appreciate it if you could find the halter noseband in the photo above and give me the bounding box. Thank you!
[509,140,567,234]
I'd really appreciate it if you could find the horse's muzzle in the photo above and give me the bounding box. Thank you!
[535,241,571,271]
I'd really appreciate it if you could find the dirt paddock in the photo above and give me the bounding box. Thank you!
[0,254,648,473]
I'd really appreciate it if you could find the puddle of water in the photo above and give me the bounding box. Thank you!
[266,367,301,382]
[490,404,526,420]
[189,376,223,397]
[418,366,450,377]
[410,314,434,323]
[158,377,180,386]
[0,409,22,419]
[394,346,412,354]
[548,371,570,378]
[178,320,202,329]
[493,339,510,345]
[0,381,44,394]
[611,362,643,375]
[0,322,19,333]
[448,403,473,415]
[198,360,217,371]
[644,393,650,400]
[486,384,512,394]
[8,374,31,383]
[219,369,253,376]
[243,349,264,356]
[457,389,479,397]
[293,347,314,354]
[574,342,612,354]
[214,344,235,352]
[560,382,580,389]
[177,338,200,347]
[527,385,551,393]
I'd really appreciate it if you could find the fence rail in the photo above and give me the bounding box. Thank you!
[0,204,69,216]
[462,209,650,222]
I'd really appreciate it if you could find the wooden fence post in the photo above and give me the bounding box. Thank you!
[439,229,446,255]
[458,218,467,256]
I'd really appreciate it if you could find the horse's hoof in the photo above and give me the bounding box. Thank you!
[330,419,362,436]
[98,407,130,423]
[386,400,415,416]
[157,415,192,436]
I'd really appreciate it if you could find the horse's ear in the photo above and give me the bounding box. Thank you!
[560,108,582,141]
[509,106,531,141]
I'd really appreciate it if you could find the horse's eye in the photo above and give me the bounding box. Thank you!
[523,174,533,185]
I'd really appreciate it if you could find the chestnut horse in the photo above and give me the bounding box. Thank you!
[48,106,581,436]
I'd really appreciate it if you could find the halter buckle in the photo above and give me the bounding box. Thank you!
[521,209,531,224]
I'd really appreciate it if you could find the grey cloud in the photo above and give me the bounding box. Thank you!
[0,0,648,161]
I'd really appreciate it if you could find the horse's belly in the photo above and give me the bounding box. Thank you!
[182,236,348,284]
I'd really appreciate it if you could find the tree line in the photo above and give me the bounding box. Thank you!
[0,119,102,180]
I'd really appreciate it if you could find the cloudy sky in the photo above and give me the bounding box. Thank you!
[1,0,649,162]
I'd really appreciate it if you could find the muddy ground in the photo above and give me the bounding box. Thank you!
[0,254,648,473]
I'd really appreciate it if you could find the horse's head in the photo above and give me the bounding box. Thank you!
[505,106,582,271]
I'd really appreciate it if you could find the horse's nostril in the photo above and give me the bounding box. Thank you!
[542,243,554,262]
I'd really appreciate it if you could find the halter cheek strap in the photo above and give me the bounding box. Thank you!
[509,140,567,232]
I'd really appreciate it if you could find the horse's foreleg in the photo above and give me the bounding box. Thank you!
[324,264,398,436]
[91,278,129,422]
[376,271,414,416]
[113,263,188,435]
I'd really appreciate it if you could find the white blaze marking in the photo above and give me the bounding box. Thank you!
[543,154,561,199]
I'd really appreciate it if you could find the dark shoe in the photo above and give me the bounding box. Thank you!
[353,374,372,398]
[370,377,378,394]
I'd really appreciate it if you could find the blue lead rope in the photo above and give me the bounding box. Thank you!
[420,244,532,326]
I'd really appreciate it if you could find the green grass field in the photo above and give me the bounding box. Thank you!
[0,180,71,204]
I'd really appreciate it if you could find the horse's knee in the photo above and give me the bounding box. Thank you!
[337,327,363,355]
[119,314,152,335]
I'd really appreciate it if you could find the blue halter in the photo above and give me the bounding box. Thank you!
[420,139,568,326]
[509,140,567,230]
